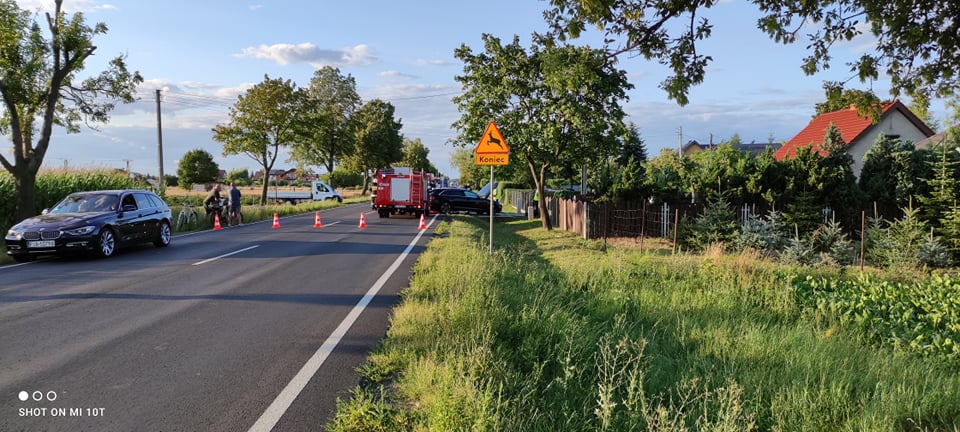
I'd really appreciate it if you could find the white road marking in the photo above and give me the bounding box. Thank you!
[247,216,435,432]
[191,245,260,266]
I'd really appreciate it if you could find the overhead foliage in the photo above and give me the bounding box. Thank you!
[545,0,960,105]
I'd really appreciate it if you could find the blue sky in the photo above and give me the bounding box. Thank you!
[11,0,951,179]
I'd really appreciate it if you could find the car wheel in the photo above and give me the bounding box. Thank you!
[337,196,343,203]
[96,228,116,258]
[154,221,172,247]
[441,202,452,214]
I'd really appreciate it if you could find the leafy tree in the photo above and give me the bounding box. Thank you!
[816,83,885,121]
[917,142,960,233]
[225,168,250,186]
[940,203,960,259]
[780,147,826,234]
[684,196,738,252]
[324,168,363,189]
[734,210,786,256]
[685,143,750,205]
[341,99,404,195]
[812,124,862,227]
[867,206,946,269]
[725,133,743,146]
[176,149,219,189]
[809,219,856,267]
[744,148,788,207]
[907,89,939,131]
[453,35,631,229]
[450,147,486,189]
[545,0,960,104]
[291,66,361,187]
[596,123,648,200]
[859,134,931,218]
[643,149,687,206]
[616,122,648,167]
[212,75,300,205]
[400,138,438,174]
[602,156,644,201]
[0,0,142,220]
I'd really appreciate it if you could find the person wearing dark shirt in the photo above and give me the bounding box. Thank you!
[228,182,242,225]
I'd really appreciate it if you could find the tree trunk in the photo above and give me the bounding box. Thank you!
[529,161,553,231]
[13,169,38,221]
[325,160,335,190]
[361,172,370,196]
[258,168,269,205]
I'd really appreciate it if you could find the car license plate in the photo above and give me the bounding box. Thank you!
[27,240,55,248]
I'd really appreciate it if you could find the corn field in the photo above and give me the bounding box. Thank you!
[0,170,139,238]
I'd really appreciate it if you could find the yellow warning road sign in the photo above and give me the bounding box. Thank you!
[475,121,509,165]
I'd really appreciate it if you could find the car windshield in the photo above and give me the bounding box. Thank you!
[50,193,119,214]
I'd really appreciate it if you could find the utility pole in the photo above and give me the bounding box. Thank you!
[678,126,683,158]
[156,89,165,193]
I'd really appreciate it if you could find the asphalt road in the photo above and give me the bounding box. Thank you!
[0,204,437,432]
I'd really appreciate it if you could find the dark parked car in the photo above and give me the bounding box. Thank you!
[5,189,173,262]
[430,188,502,215]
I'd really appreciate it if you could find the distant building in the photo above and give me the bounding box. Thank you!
[914,126,958,150]
[733,141,782,156]
[774,100,935,177]
[681,139,781,157]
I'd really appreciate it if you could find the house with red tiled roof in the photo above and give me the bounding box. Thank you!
[773,100,935,177]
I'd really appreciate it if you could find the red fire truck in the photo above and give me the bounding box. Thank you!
[373,168,431,218]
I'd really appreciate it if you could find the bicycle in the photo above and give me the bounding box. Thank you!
[176,202,198,232]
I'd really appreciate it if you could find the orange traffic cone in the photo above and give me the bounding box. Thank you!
[213,213,222,230]
[272,213,280,229]
[418,213,426,230]
[358,213,367,228]
[314,211,323,228]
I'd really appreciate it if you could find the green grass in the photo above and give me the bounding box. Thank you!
[329,217,960,431]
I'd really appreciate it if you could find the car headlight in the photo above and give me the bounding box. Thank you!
[5,230,22,241]
[63,226,96,236]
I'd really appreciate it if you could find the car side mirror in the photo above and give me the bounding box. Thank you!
[41,208,50,215]
[121,204,137,213]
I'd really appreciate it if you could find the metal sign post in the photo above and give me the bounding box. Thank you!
[489,165,494,255]
[475,121,509,255]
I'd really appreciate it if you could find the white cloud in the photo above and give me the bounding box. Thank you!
[235,43,378,67]
[379,70,419,80]
[15,0,115,13]
[415,59,456,67]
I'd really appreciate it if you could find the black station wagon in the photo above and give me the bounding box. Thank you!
[5,189,173,262]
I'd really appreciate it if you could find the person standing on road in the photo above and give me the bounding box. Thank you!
[229,182,242,225]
